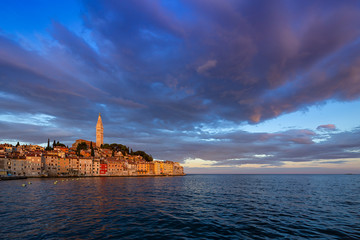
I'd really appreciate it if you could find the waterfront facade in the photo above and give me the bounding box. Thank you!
[0,114,185,177]
[0,151,184,177]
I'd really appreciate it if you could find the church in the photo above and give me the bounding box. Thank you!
[96,113,104,147]
[71,113,103,149]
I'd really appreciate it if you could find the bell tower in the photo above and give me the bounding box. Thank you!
[96,113,104,147]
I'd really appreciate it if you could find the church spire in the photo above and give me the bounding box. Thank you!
[96,113,104,147]
[97,113,103,125]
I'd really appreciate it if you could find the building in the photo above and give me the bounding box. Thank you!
[154,161,164,175]
[107,159,124,176]
[68,157,79,176]
[0,158,12,176]
[92,159,100,176]
[7,158,26,176]
[96,113,104,148]
[173,162,184,175]
[25,153,42,176]
[79,158,93,176]
[163,161,174,175]
[100,163,108,175]
[126,160,137,176]
[58,158,70,176]
[43,152,59,177]
[54,146,69,153]
[137,161,154,175]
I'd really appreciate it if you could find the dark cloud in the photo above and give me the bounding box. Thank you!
[0,0,360,166]
[174,127,360,166]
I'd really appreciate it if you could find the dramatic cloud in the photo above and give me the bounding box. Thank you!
[317,124,337,131]
[0,0,360,171]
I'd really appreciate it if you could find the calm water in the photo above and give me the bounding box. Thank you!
[1,175,359,239]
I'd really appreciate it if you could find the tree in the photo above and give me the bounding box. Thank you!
[45,139,52,151]
[76,142,88,156]
[90,141,94,157]
[101,143,110,149]
[53,140,56,148]
[53,141,66,147]
[132,151,153,162]
[97,142,154,161]
[16,142,20,147]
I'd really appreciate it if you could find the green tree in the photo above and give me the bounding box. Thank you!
[45,139,52,151]
[102,143,110,149]
[56,142,66,147]
[76,142,88,156]
[90,141,94,157]
[132,151,153,162]
[98,142,154,161]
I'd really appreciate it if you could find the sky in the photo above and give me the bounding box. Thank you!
[0,0,360,174]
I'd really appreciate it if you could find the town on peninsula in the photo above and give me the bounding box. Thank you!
[0,114,185,178]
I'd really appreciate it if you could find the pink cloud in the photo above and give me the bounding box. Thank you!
[317,124,337,131]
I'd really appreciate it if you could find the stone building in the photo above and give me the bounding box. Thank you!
[79,158,93,176]
[92,159,100,176]
[25,153,43,176]
[173,162,184,175]
[58,157,71,176]
[43,153,59,177]
[96,113,104,147]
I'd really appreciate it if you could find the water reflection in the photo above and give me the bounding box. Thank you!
[1,175,359,239]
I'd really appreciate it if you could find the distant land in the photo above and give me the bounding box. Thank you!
[0,114,185,178]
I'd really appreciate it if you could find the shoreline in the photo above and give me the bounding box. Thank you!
[1,174,186,180]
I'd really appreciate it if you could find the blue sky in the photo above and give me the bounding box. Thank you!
[0,0,359,173]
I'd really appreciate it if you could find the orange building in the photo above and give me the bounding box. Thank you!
[58,158,71,176]
[137,161,154,175]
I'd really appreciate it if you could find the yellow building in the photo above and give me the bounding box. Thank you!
[163,161,174,175]
[154,161,164,175]
[92,159,100,176]
[137,162,148,175]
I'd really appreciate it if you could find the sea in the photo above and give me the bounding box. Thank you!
[1,174,359,239]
